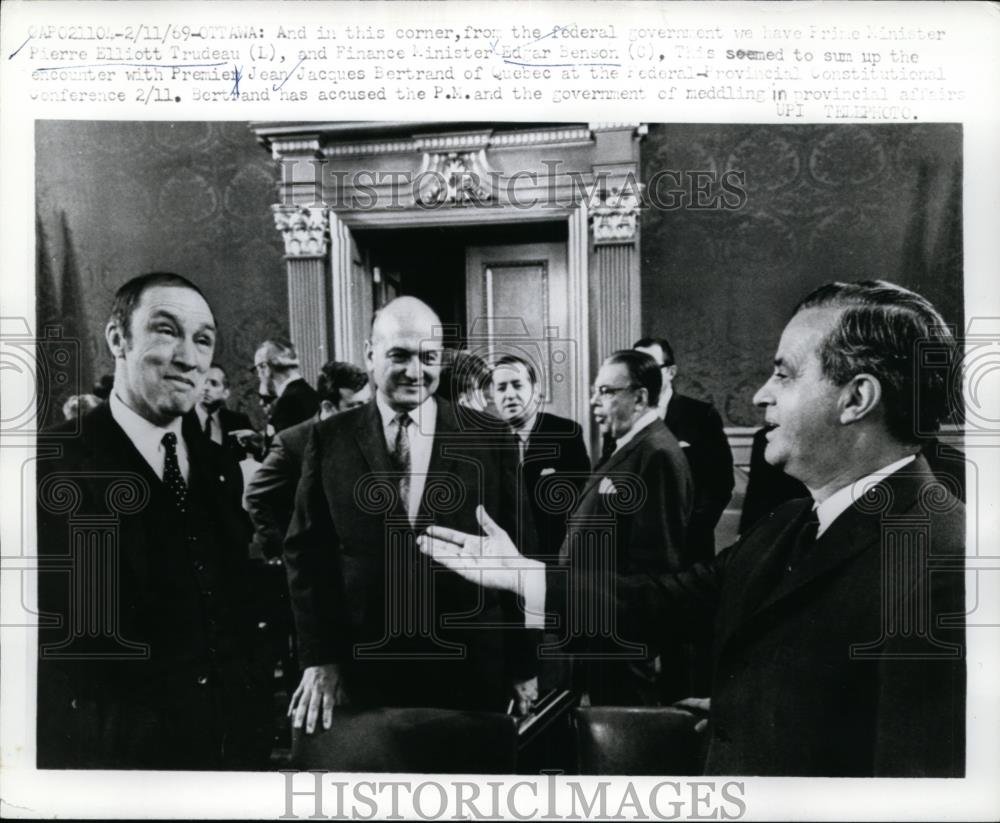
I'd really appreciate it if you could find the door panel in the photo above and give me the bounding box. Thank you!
[465,242,580,424]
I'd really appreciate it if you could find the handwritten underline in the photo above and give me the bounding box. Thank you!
[503,60,621,68]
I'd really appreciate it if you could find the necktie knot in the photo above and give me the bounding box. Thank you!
[395,411,412,429]
[161,431,187,513]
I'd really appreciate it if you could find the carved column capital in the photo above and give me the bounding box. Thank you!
[588,187,640,244]
[271,205,329,257]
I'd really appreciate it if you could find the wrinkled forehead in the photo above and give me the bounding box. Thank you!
[373,320,443,353]
[493,362,531,385]
[135,285,215,328]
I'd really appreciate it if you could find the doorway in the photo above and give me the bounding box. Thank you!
[354,222,576,421]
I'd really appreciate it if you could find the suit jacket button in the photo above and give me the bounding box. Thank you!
[197,675,209,685]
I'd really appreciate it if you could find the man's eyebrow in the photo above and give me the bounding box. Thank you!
[148,309,215,333]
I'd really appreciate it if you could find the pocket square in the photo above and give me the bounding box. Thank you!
[540,467,556,476]
[678,440,691,448]
[598,477,617,495]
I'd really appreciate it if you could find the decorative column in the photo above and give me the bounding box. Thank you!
[590,186,642,360]
[271,205,330,384]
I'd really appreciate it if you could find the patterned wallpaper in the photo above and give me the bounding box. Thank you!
[36,121,287,428]
[640,124,963,428]
[36,122,963,432]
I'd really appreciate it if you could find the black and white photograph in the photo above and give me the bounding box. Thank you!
[2,1,998,820]
[31,118,967,775]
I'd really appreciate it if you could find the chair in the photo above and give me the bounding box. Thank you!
[573,706,703,775]
[291,707,518,773]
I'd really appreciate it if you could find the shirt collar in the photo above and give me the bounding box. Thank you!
[375,392,436,429]
[511,412,539,441]
[194,404,218,426]
[657,386,673,418]
[814,454,917,536]
[109,391,187,480]
[613,408,660,453]
[110,390,184,443]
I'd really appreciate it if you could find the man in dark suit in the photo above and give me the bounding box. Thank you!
[193,362,254,464]
[634,337,734,563]
[254,338,320,435]
[421,280,965,777]
[490,353,591,559]
[36,272,269,770]
[566,349,694,704]
[246,360,370,560]
[284,297,538,734]
[194,363,252,443]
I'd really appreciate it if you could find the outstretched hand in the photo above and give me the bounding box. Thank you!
[417,505,541,595]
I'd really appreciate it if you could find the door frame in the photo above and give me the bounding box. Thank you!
[333,205,592,441]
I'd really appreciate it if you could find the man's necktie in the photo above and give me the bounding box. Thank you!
[391,412,412,516]
[161,432,188,513]
[204,414,213,440]
[785,506,820,572]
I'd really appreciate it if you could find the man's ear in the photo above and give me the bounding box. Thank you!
[634,386,651,411]
[839,374,882,425]
[363,339,373,369]
[319,399,336,418]
[105,320,127,360]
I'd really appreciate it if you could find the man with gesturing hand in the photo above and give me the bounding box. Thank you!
[419,281,965,777]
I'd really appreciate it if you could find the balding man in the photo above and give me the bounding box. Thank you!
[284,297,537,735]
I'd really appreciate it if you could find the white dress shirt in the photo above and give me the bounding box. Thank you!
[110,391,189,481]
[522,453,920,628]
[612,408,660,454]
[657,385,673,419]
[815,453,917,537]
[376,393,436,523]
[194,404,223,445]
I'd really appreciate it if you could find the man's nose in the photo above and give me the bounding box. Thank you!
[173,335,198,369]
[752,379,773,408]
[404,356,421,379]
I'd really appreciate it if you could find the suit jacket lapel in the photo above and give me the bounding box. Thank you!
[713,499,813,654]
[419,400,462,521]
[578,420,658,500]
[730,457,936,644]
[354,401,394,475]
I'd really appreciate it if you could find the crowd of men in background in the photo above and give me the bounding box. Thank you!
[38,274,964,778]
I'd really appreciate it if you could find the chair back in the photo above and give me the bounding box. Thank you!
[573,706,702,775]
[291,707,518,773]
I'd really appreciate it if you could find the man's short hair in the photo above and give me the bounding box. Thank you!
[256,338,300,373]
[317,360,369,405]
[605,349,662,408]
[492,353,538,385]
[633,336,675,367]
[209,362,229,387]
[795,280,959,444]
[108,272,210,339]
